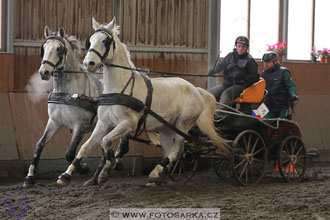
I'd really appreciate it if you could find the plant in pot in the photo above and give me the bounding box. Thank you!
[266,41,287,61]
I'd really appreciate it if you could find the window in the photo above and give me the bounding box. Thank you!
[314,0,330,50]
[287,0,313,60]
[218,0,330,61]
[250,0,279,58]
[219,0,280,59]
[0,0,6,51]
[219,0,248,57]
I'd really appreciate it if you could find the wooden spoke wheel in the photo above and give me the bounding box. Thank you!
[169,151,198,182]
[278,136,307,183]
[231,130,267,186]
[212,157,232,179]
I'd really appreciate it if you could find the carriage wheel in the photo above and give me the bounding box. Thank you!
[231,130,267,186]
[168,151,198,182]
[212,157,232,179]
[278,136,307,183]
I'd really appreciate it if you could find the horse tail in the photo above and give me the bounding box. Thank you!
[196,87,230,156]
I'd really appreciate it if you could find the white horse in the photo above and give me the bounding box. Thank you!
[23,26,103,187]
[57,17,230,186]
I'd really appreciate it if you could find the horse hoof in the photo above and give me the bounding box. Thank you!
[146,182,157,187]
[97,175,109,185]
[23,176,35,188]
[83,178,98,186]
[57,173,71,186]
[114,160,124,171]
[76,163,90,175]
[148,178,165,186]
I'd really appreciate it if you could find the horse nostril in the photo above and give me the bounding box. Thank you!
[89,61,95,66]
[45,70,50,76]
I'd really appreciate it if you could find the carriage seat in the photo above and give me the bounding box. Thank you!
[233,77,266,103]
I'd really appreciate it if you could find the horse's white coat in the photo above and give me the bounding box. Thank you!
[25,27,103,180]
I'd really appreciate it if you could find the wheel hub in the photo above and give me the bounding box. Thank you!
[290,155,297,164]
[245,153,254,164]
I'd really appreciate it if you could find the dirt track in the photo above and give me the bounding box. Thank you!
[1,167,330,220]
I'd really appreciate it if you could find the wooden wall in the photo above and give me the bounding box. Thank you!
[12,0,209,91]
[120,0,207,47]
[0,54,14,92]
[14,0,115,43]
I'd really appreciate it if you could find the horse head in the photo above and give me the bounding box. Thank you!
[39,26,69,80]
[83,17,118,72]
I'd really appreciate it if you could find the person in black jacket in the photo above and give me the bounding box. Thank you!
[261,51,298,119]
[208,36,259,110]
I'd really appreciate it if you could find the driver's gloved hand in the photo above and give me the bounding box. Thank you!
[289,94,299,112]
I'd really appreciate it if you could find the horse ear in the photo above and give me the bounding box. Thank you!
[58,27,65,38]
[105,17,116,30]
[92,17,101,30]
[44,25,50,38]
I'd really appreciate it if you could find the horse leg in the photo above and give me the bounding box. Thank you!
[23,120,60,187]
[84,134,129,185]
[65,129,89,175]
[148,131,185,185]
[114,135,130,170]
[98,122,132,184]
[57,121,110,186]
[115,135,130,158]
[83,148,106,186]
[97,149,115,184]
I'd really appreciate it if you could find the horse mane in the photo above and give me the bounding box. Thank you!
[100,23,136,69]
[47,31,81,54]
[66,35,81,52]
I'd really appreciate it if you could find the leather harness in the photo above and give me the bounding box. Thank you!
[48,92,98,125]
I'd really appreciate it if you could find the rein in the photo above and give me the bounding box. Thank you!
[61,70,103,75]
[107,63,223,78]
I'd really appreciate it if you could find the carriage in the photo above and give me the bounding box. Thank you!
[169,78,307,186]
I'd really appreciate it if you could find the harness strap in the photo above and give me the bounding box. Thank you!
[88,48,105,62]
[48,92,98,115]
[147,109,212,147]
[98,93,145,112]
[121,71,135,96]
[134,72,153,137]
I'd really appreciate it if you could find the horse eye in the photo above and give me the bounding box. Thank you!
[56,47,60,52]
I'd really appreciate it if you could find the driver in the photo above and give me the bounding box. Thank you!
[208,36,259,111]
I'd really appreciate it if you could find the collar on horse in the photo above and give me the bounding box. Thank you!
[48,92,98,115]
[40,36,68,73]
[98,70,153,137]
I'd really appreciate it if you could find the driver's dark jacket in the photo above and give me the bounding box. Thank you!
[262,64,297,112]
[210,50,259,88]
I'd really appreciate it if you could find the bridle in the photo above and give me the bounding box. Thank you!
[85,28,116,64]
[40,36,68,73]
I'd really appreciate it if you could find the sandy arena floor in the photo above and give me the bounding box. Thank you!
[0,166,329,220]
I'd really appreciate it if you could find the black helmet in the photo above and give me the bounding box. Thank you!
[262,51,278,62]
[235,36,249,46]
